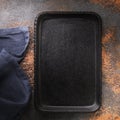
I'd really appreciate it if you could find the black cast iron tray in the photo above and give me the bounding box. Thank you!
[34,12,102,112]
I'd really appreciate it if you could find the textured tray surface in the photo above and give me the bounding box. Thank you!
[35,12,102,112]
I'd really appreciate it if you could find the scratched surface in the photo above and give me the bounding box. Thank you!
[0,0,120,120]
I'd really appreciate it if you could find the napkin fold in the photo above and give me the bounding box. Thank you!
[0,27,31,120]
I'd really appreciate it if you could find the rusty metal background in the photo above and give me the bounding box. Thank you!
[0,0,120,119]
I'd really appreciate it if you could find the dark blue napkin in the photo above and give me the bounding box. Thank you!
[0,27,29,62]
[0,27,31,120]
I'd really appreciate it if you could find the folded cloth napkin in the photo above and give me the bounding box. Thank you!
[0,27,29,62]
[0,27,31,120]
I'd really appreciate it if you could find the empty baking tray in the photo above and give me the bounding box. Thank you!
[34,12,102,112]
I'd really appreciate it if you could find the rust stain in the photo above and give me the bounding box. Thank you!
[91,112,120,120]
[21,27,34,88]
[90,0,114,7]
[93,113,111,120]
[112,84,120,94]
[112,61,120,94]
[102,27,116,85]
[21,48,34,86]
[102,47,114,84]
[102,28,115,43]
[90,107,120,120]
[102,27,120,94]
[90,0,120,12]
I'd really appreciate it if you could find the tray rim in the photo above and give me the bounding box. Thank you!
[34,11,102,112]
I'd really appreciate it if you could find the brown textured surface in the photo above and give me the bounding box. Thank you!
[90,0,120,12]
[0,0,120,120]
[91,112,120,120]
[102,27,120,94]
